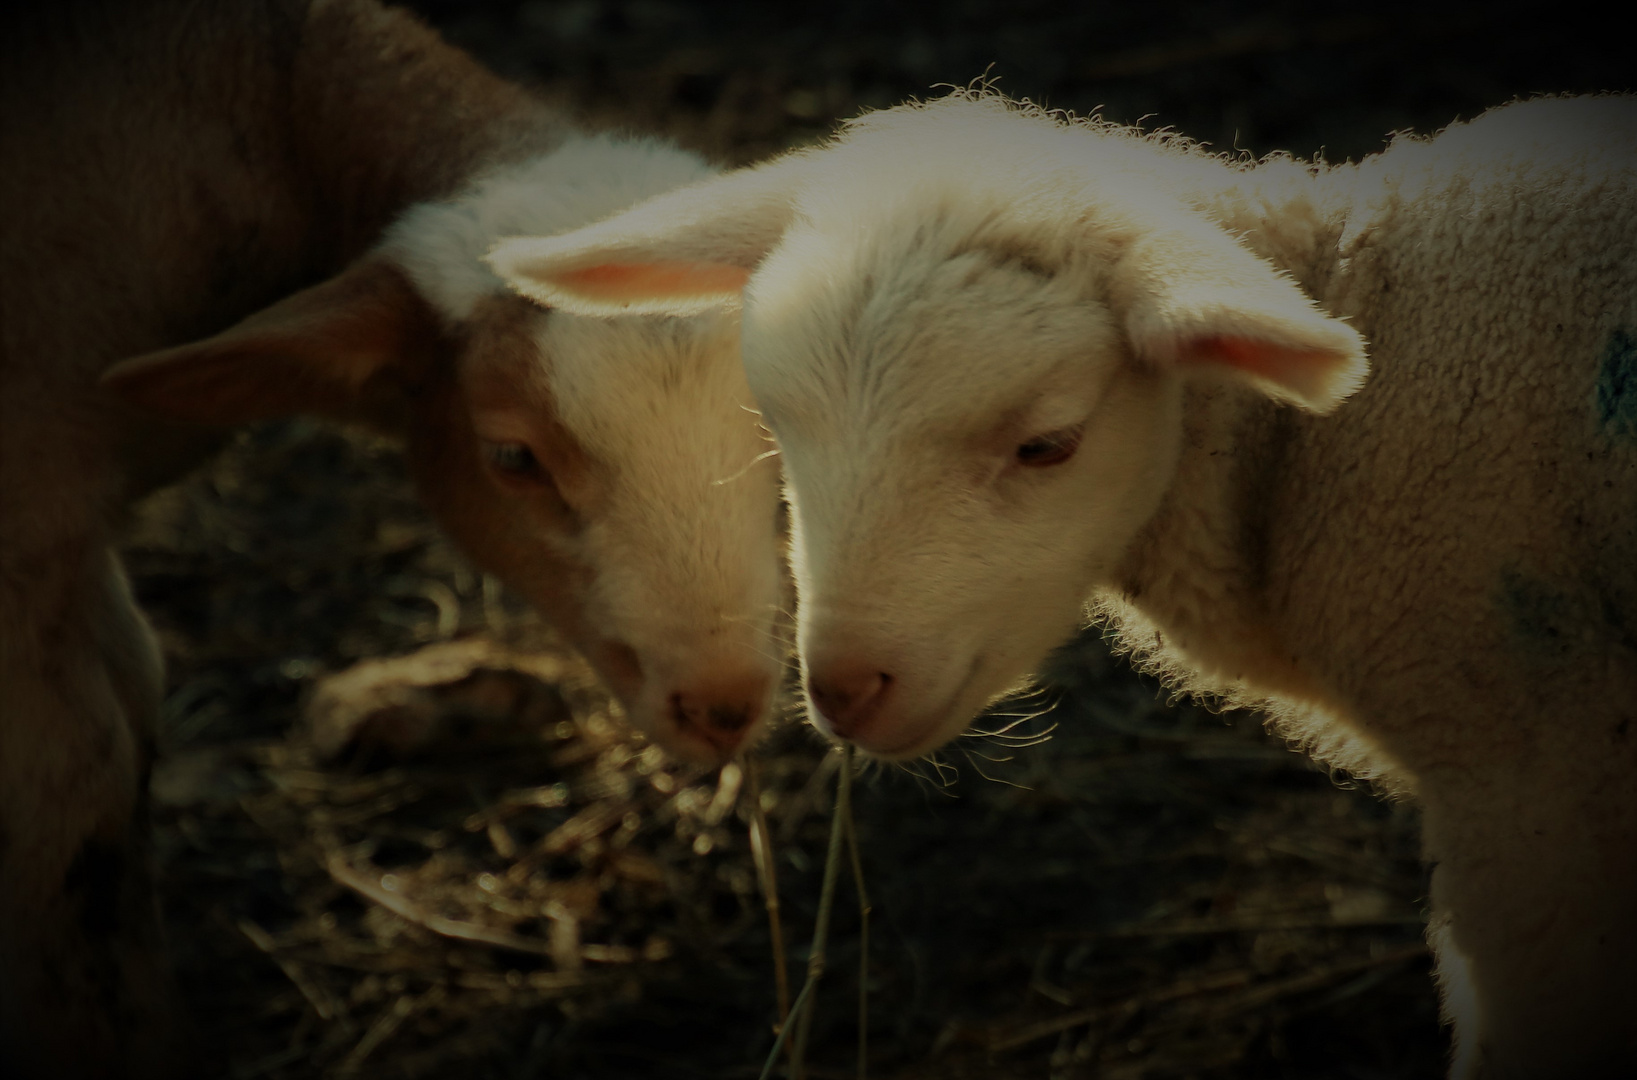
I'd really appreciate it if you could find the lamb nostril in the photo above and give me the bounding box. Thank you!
[598,641,643,697]
[671,689,765,755]
[705,704,750,733]
[808,671,890,738]
[808,683,849,722]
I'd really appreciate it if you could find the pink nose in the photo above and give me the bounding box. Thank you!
[807,664,892,740]
[671,675,771,757]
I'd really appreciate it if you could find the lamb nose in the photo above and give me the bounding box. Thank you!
[807,669,890,738]
[671,691,762,756]
[705,703,751,735]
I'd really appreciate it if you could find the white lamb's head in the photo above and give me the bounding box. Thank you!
[101,135,787,765]
[488,95,1366,759]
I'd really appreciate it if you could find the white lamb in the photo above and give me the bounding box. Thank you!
[488,92,1637,1078]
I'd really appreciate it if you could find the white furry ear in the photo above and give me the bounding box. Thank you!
[487,157,804,317]
[1111,226,1368,413]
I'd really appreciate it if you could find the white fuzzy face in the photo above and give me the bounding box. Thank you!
[744,223,1183,758]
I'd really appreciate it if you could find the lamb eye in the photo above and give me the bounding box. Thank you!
[483,440,543,480]
[1015,426,1082,467]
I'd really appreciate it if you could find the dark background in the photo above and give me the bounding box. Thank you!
[127,3,1632,1079]
[408,0,1629,166]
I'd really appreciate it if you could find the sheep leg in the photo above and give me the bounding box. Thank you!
[0,545,185,1079]
[1418,734,1637,1080]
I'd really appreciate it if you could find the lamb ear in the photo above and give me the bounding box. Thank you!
[102,258,438,425]
[1112,227,1368,413]
[486,156,803,317]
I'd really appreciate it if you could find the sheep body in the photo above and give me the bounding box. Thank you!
[1,3,781,1074]
[494,91,1636,1077]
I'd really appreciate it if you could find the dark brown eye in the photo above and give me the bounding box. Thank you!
[483,440,544,481]
[1015,426,1082,467]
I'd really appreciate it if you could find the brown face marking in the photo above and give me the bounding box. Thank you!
[458,294,598,507]
[402,294,594,634]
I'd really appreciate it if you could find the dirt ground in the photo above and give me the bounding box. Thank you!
[123,3,1631,1078]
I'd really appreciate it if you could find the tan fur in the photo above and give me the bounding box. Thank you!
[1,4,781,1075]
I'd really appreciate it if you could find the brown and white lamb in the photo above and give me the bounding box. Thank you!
[1,2,783,1075]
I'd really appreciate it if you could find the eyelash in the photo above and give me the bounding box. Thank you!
[1014,425,1083,467]
[483,440,545,481]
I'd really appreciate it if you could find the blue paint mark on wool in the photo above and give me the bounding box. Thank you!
[1596,327,1637,438]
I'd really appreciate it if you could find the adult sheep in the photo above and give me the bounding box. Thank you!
[489,92,1637,1078]
[1,2,783,1075]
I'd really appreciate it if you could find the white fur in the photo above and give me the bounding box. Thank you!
[490,92,1637,1078]
[386,134,717,322]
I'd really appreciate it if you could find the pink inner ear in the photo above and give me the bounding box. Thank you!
[1178,333,1351,402]
[1183,334,1317,378]
[557,261,751,302]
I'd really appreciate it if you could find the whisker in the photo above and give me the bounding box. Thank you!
[995,733,1060,749]
[924,752,958,790]
[968,720,1061,745]
[960,748,1032,789]
[970,708,1050,737]
[979,732,1059,749]
[711,446,781,487]
[971,701,1059,735]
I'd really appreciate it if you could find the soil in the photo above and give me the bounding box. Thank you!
[123,3,1631,1078]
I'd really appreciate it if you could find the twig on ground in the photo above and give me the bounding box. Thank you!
[542,899,584,975]
[1192,942,1427,1021]
[236,917,342,1021]
[990,968,1251,1053]
[335,992,422,1075]
[326,852,560,960]
[992,942,1427,1053]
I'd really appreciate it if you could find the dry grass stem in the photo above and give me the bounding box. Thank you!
[747,759,794,1028]
[781,745,855,1080]
[842,767,870,1080]
[759,978,819,1080]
